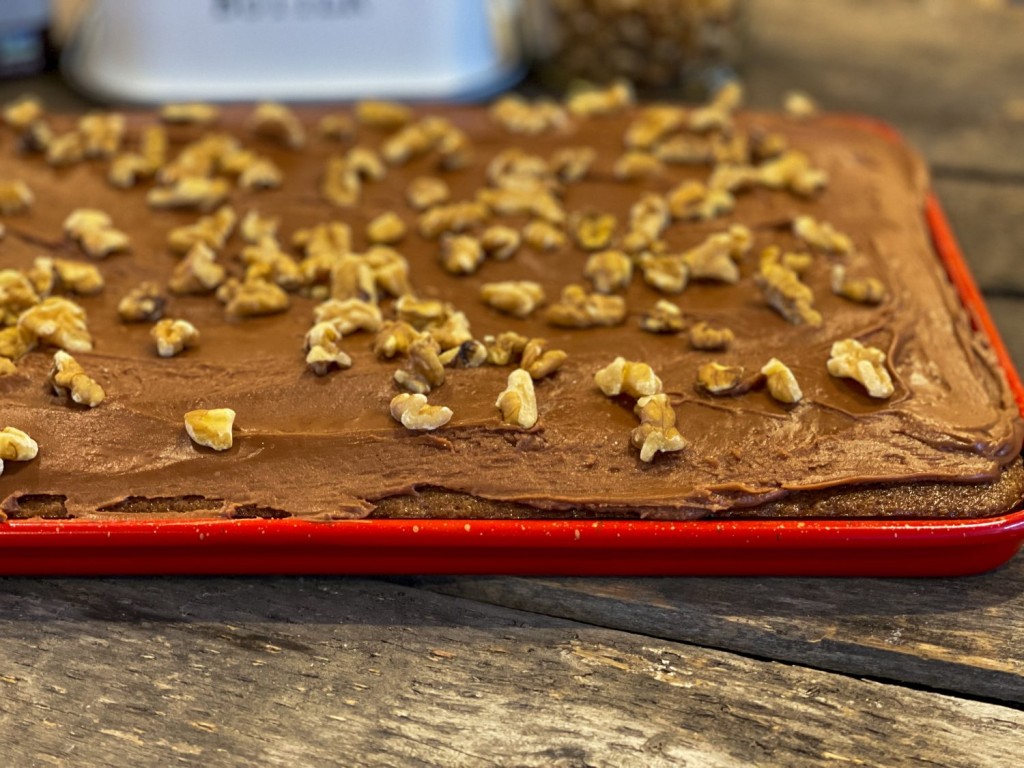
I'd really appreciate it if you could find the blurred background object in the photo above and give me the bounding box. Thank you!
[0,0,50,78]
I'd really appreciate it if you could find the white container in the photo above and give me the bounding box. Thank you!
[63,0,523,102]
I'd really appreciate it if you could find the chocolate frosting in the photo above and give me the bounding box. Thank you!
[1,106,1021,519]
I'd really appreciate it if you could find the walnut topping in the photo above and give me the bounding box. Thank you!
[44,258,104,296]
[480,281,545,318]
[64,209,130,259]
[638,253,689,294]
[689,321,734,351]
[567,80,634,117]
[487,148,553,192]
[118,282,166,323]
[160,102,220,125]
[394,337,446,393]
[640,300,684,334]
[632,394,686,463]
[366,211,407,245]
[750,129,789,162]
[0,180,33,214]
[49,350,105,407]
[761,358,803,403]
[45,131,84,167]
[761,246,813,275]
[547,284,626,328]
[418,201,488,239]
[147,176,230,211]
[169,243,226,294]
[550,146,596,183]
[689,80,743,133]
[427,309,473,351]
[496,369,538,429]
[595,357,663,398]
[295,222,353,283]
[436,127,472,171]
[364,246,412,298]
[3,96,43,130]
[239,210,280,243]
[793,215,853,254]
[570,210,617,251]
[756,257,822,326]
[696,362,745,395]
[237,157,283,191]
[480,225,521,261]
[522,220,567,252]
[219,277,290,319]
[395,295,447,328]
[667,180,735,221]
[355,100,412,130]
[318,113,356,141]
[158,133,238,183]
[483,331,529,366]
[490,95,568,135]
[380,117,448,165]
[478,186,565,224]
[321,156,360,207]
[313,298,382,335]
[707,163,763,193]
[248,102,306,149]
[440,234,485,275]
[623,194,670,252]
[405,176,450,211]
[0,326,35,361]
[521,338,567,380]
[304,321,352,376]
[831,265,886,305]
[785,91,819,119]
[346,146,387,181]
[827,339,894,398]
[109,125,168,188]
[0,426,38,464]
[654,134,715,165]
[373,321,427,359]
[683,226,752,284]
[759,150,828,197]
[168,205,237,255]
[0,358,14,376]
[389,393,452,431]
[613,151,664,181]
[18,296,92,352]
[438,339,488,369]
[1,269,41,323]
[184,408,236,451]
[624,105,687,150]
[329,254,377,303]
[77,112,125,158]
[151,318,200,358]
[584,250,633,294]
[240,238,303,291]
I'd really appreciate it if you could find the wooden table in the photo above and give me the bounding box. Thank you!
[2,1,1023,764]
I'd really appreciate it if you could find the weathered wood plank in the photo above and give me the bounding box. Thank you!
[1,577,1022,767]
[411,555,1024,705]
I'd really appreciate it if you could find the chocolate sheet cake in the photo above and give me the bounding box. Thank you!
[0,86,1021,522]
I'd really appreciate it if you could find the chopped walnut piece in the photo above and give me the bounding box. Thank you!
[712,132,751,165]
[241,238,303,291]
[248,102,306,149]
[329,254,377,303]
[761,358,803,403]
[168,205,237,255]
[689,80,743,133]
[0,180,33,214]
[683,226,752,284]
[3,96,43,130]
[355,100,412,130]
[237,157,283,191]
[366,211,407,245]
[148,177,230,211]
[667,180,735,221]
[346,146,387,181]
[427,309,473,351]
[623,194,670,252]
[405,176,450,211]
[158,133,238,183]
[318,113,356,141]
[793,215,852,254]
[0,357,15,376]
[480,281,545,318]
[522,220,567,252]
[570,211,617,251]
[295,221,353,283]
[381,118,445,165]
[389,393,452,431]
[373,321,426,359]
[584,250,633,294]
[109,125,168,188]
[220,277,290,319]
[759,150,828,197]
[595,357,663,398]
[638,253,689,294]
[689,321,734,351]
[624,105,687,150]
[304,321,353,376]
[321,156,360,207]
[239,210,280,244]
[436,127,472,171]
[46,258,104,295]
[394,337,446,393]
[613,151,664,181]
[64,209,130,259]
[760,246,813,276]
[640,300,684,334]
[547,284,626,328]
[827,339,894,398]
[750,129,789,162]
[0,269,41,324]
[364,246,412,298]
[0,426,38,463]
[480,225,521,261]
[756,258,822,326]
[151,318,199,358]
[550,146,596,183]
[496,368,538,429]
[632,394,686,463]
[21,119,54,153]
[118,282,166,323]
[654,134,715,165]
[696,362,745,395]
[440,234,485,275]
[490,95,568,135]
[395,295,447,329]
[313,298,382,335]
[49,350,105,407]
[567,80,634,117]
[418,201,488,239]
[45,131,84,167]
[169,243,226,294]
[439,339,488,369]
[487,148,554,191]
[18,296,92,352]
[184,408,236,451]
[785,91,819,119]
[707,163,762,193]
[831,265,886,305]
[0,326,36,360]
[77,112,125,158]
[483,331,529,366]
[521,338,567,380]
[160,102,220,125]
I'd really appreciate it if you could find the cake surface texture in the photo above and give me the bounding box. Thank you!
[1,91,1022,521]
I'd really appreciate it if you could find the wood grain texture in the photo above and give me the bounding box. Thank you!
[2,577,1023,768]
[410,556,1024,705]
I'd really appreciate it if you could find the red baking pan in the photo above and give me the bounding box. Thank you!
[2,122,1022,577]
